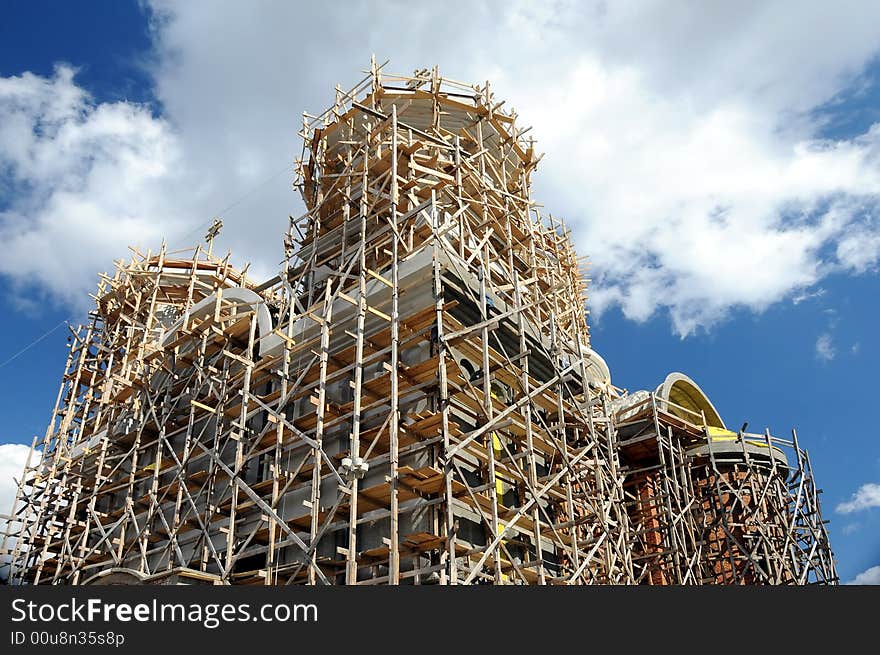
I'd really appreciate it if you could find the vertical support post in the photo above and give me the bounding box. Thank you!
[345,144,370,585]
[432,189,457,585]
[388,104,401,584]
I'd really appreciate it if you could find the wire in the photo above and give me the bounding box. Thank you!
[0,319,71,371]
[181,162,293,241]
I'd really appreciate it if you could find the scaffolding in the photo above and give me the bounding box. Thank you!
[2,62,836,586]
[616,391,838,585]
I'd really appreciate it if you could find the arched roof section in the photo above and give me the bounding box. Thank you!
[82,567,146,585]
[160,287,281,356]
[654,372,725,429]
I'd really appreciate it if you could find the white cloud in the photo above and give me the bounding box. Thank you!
[816,333,836,361]
[0,444,30,521]
[847,565,880,585]
[0,65,193,309]
[2,1,880,335]
[792,288,826,305]
[0,444,32,581]
[841,523,861,535]
[837,482,880,513]
[836,224,880,272]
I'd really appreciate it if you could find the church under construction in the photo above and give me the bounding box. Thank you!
[1,64,837,586]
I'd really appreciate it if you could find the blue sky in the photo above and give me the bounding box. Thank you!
[1,1,879,584]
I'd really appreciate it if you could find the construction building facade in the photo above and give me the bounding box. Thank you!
[1,64,837,585]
